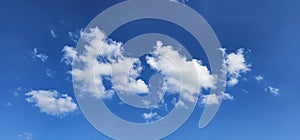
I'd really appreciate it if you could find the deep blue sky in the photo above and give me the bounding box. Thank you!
[0,0,300,139]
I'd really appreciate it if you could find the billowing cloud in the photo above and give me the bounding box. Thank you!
[25,90,78,117]
[146,41,215,103]
[265,86,280,95]
[31,48,48,62]
[62,27,252,108]
[62,27,148,99]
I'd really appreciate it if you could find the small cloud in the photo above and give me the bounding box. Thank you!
[142,112,161,122]
[25,90,78,117]
[241,89,249,93]
[18,132,32,140]
[46,68,56,78]
[31,48,48,62]
[5,102,12,106]
[224,48,251,86]
[255,75,264,81]
[265,86,280,95]
[200,92,233,106]
[50,29,57,38]
[68,29,81,43]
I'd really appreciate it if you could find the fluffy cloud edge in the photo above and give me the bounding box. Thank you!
[26,90,78,117]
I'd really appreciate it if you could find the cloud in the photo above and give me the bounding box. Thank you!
[68,29,81,43]
[200,92,233,106]
[25,90,78,117]
[224,48,251,86]
[46,68,56,78]
[146,41,215,103]
[18,132,32,140]
[62,27,148,99]
[31,48,48,62]
[255,75,264,81]
[142,111,161,122]
[62,27,252,108]
[50,29,57,38]
[265,86,280,95]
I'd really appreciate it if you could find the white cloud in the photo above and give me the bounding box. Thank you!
[46,68,56,78]
[50,29,57,38]
[255,75,264,81]
[224,48,251,86]
[142,111,161,122]
[68,29,81,43]
[62,27,148,99]
[200,92,233,106]
[146,41,215,103]
[62,27,253,108]
[25,90,78,117]
[265,86,280,95]
[18,132,32,140]
[31,48,48,62]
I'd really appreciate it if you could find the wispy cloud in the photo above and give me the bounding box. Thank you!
[46,68,56,78]
[17,132,32,140]
[25,90,78,117]
[31,48,48,62]
[50,29,57,38]
[142,112,161,122]
[200,92,233,106]
[265,86,280,95]
[255,75,264,81]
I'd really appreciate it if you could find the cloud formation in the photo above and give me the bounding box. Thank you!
[200,92,233,106]
[142,111,161,122]
[62,27,148,99]
[265,86,280,95]
[146,41,215,103]
[26,90,78,117]
[224,48,251,86]
[50,29,57,38]
[31,48,48,62]
[62,27,251,108]
[255,75,264,81]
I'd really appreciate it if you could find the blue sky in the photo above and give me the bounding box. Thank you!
[1,0,300,140]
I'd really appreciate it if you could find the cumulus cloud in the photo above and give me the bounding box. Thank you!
[25,90,78,117]
[224,48,251,86]
[265,86,280,95]
[146,41,215,103]
[62,27,148,99]
[62,27,252,108]
[31,48,48,62]
[255,75,264,81]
